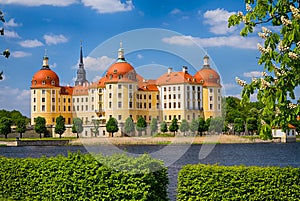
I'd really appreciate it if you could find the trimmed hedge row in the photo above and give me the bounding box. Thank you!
[0,152,168,200]
[177,164,300,200]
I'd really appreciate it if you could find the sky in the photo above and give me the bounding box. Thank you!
[0,0,269,117]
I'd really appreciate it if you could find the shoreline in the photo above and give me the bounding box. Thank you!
[69,135,282,146]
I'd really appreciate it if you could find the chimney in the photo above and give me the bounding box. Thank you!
[168,67,172,74]
[182,66,188,73]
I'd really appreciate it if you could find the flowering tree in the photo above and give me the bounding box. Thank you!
[229,0,300,132]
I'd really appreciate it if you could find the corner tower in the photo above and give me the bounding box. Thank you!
[75,43,88,86]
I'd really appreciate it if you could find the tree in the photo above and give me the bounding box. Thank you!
[150,118,158,135]
[0,117,12,138]
[91,119,100,137]
[106,117,119,137]
[179,119,189,136]
[209,117,225,134]
[124,117,135,136]
[234,118,245,135]
[0,10,10,80]
[246,117,258,135]
[259,124,272,140]
[15,117,27,138]
[160,121,168,133]
[205,118,211,134]
[54,115,66,138]
[72,118,83,138]
[136,116,147,136]
[34,116,47,138]
[169,117,179,135]
[229,1,300,132]
[190,119,199,135]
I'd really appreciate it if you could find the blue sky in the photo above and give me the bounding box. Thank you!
[0,0,266,117]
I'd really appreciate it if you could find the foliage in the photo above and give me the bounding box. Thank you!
[106,117,119,137]
[209,117,224,134]
[15,117,26,138]
[0,10,10,80]
[168,117,179,135]
[136,117,147,133]
[0,117,12,138]
[234,118,245,134]
[150,118,158,134]
[153,133,174,137]
[72,118,83,138]
[259,124,273,140]
[160,121,168,133]
[246,117,258,134]
[228,0,300,131]
[190,119,199,134]
[179,119,189,135]
[34,116,47,138]
[91,119,100,137]
[54,115,66,138]
[0,152,169,200]
[177,164,300,200]
[124,117,135,135]
[0,109,29,125]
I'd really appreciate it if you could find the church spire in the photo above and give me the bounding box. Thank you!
[75,42,88,86]
[42,49,49,69]
[117,41,125,62]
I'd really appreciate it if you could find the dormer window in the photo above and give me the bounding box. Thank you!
[109,74,113,80]
[51,80,55,85]
[118,74,123,79]
[114,69,117,74]
[34,80,37,85]
[46,76,50,80]
[42,80,46,85]
[209,74,213,78]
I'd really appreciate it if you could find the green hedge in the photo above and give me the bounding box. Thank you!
[178,164,300,200]
[0,152,168,200]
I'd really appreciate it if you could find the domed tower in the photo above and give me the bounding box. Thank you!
[194,55,222,119]
[75,43,89,86]
[103,42,138,124]
[31,54,73,127]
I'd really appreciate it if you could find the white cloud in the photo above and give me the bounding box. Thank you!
[43,34,68,45]
[170,8,181,15]
[19,39,44,48]
[223,83,238,90]
[162,35,259,49]
[137,54,143,59]
[0,0,78,6]
[0,86,30,117]
[243,71,262,77]
[81,0,134,13]
[4,18,22,27]
[4,30,21,38]
[12,51,32,58]
[84,56,115,73]
[203,8,236,35]
[50,63,57,69]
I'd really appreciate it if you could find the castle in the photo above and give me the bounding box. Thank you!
[30,44,222,137]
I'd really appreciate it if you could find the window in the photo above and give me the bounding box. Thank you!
[173,86,176,91]
[33,98,36,102]
[164,115,167,120]
[118,74,122,79]
[129,102,133,108]
[129,84,132,89]
[92,105,94,111]
[144,103,146,109]
[52,118,55,123]
[178,94,181,99]
[42,98,45,102]
[149,103,151,109]
[168,87,171,91]
[169,102,171,109]
[169,94,171,99]
[86,105,88,111]
[64,106,66,111]
[187,115,190,120]
[218,104,221,110]
[42,80,46,85]
[42,105,45,111]
[156,95,159,100]
[178,102,181,108]
[118,84,122,89]
[64,98,66,103]
[77,98,79,102]
[85,97,88,102]
[178,115,181,120]
[118,115,122,120]
[81,98,83,102]
[173,94,176,99]
[33,105,36,111]
[144,94,146,99]
[109,102,112,108]
[164,103,167,109]
[118,93,122,98]
[149,95,151,99]
[210,96,213,101]
[192,86,195,91]
[156,103,159,109]
[169,115,172,120]
[164,87,166,92]
[109,85,112,89]
[178,86,180,90]
[218,89,221,93]
[92,97,94,102]
[187,86,190,91]
[52,90,55,94]
[109,93,112,99]
[42,90,45,94]
[77,106,79,111]
[218,96,221,101]
[118,102,122,108]
[129,93,132,99]
[173,102,176,108]
[210,104,213,110]
[52,98,55,103]
[33,90,36,94]
[81,105,83,111]
[51,80,55,85]
[109,74,112,80]
[209,88,213,93]
[164,95,166,99]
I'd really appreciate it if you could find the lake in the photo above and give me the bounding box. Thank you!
[1,143,300,200]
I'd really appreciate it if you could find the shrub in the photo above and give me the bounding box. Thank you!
[0,152,168,200]
[177,164,300,200]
